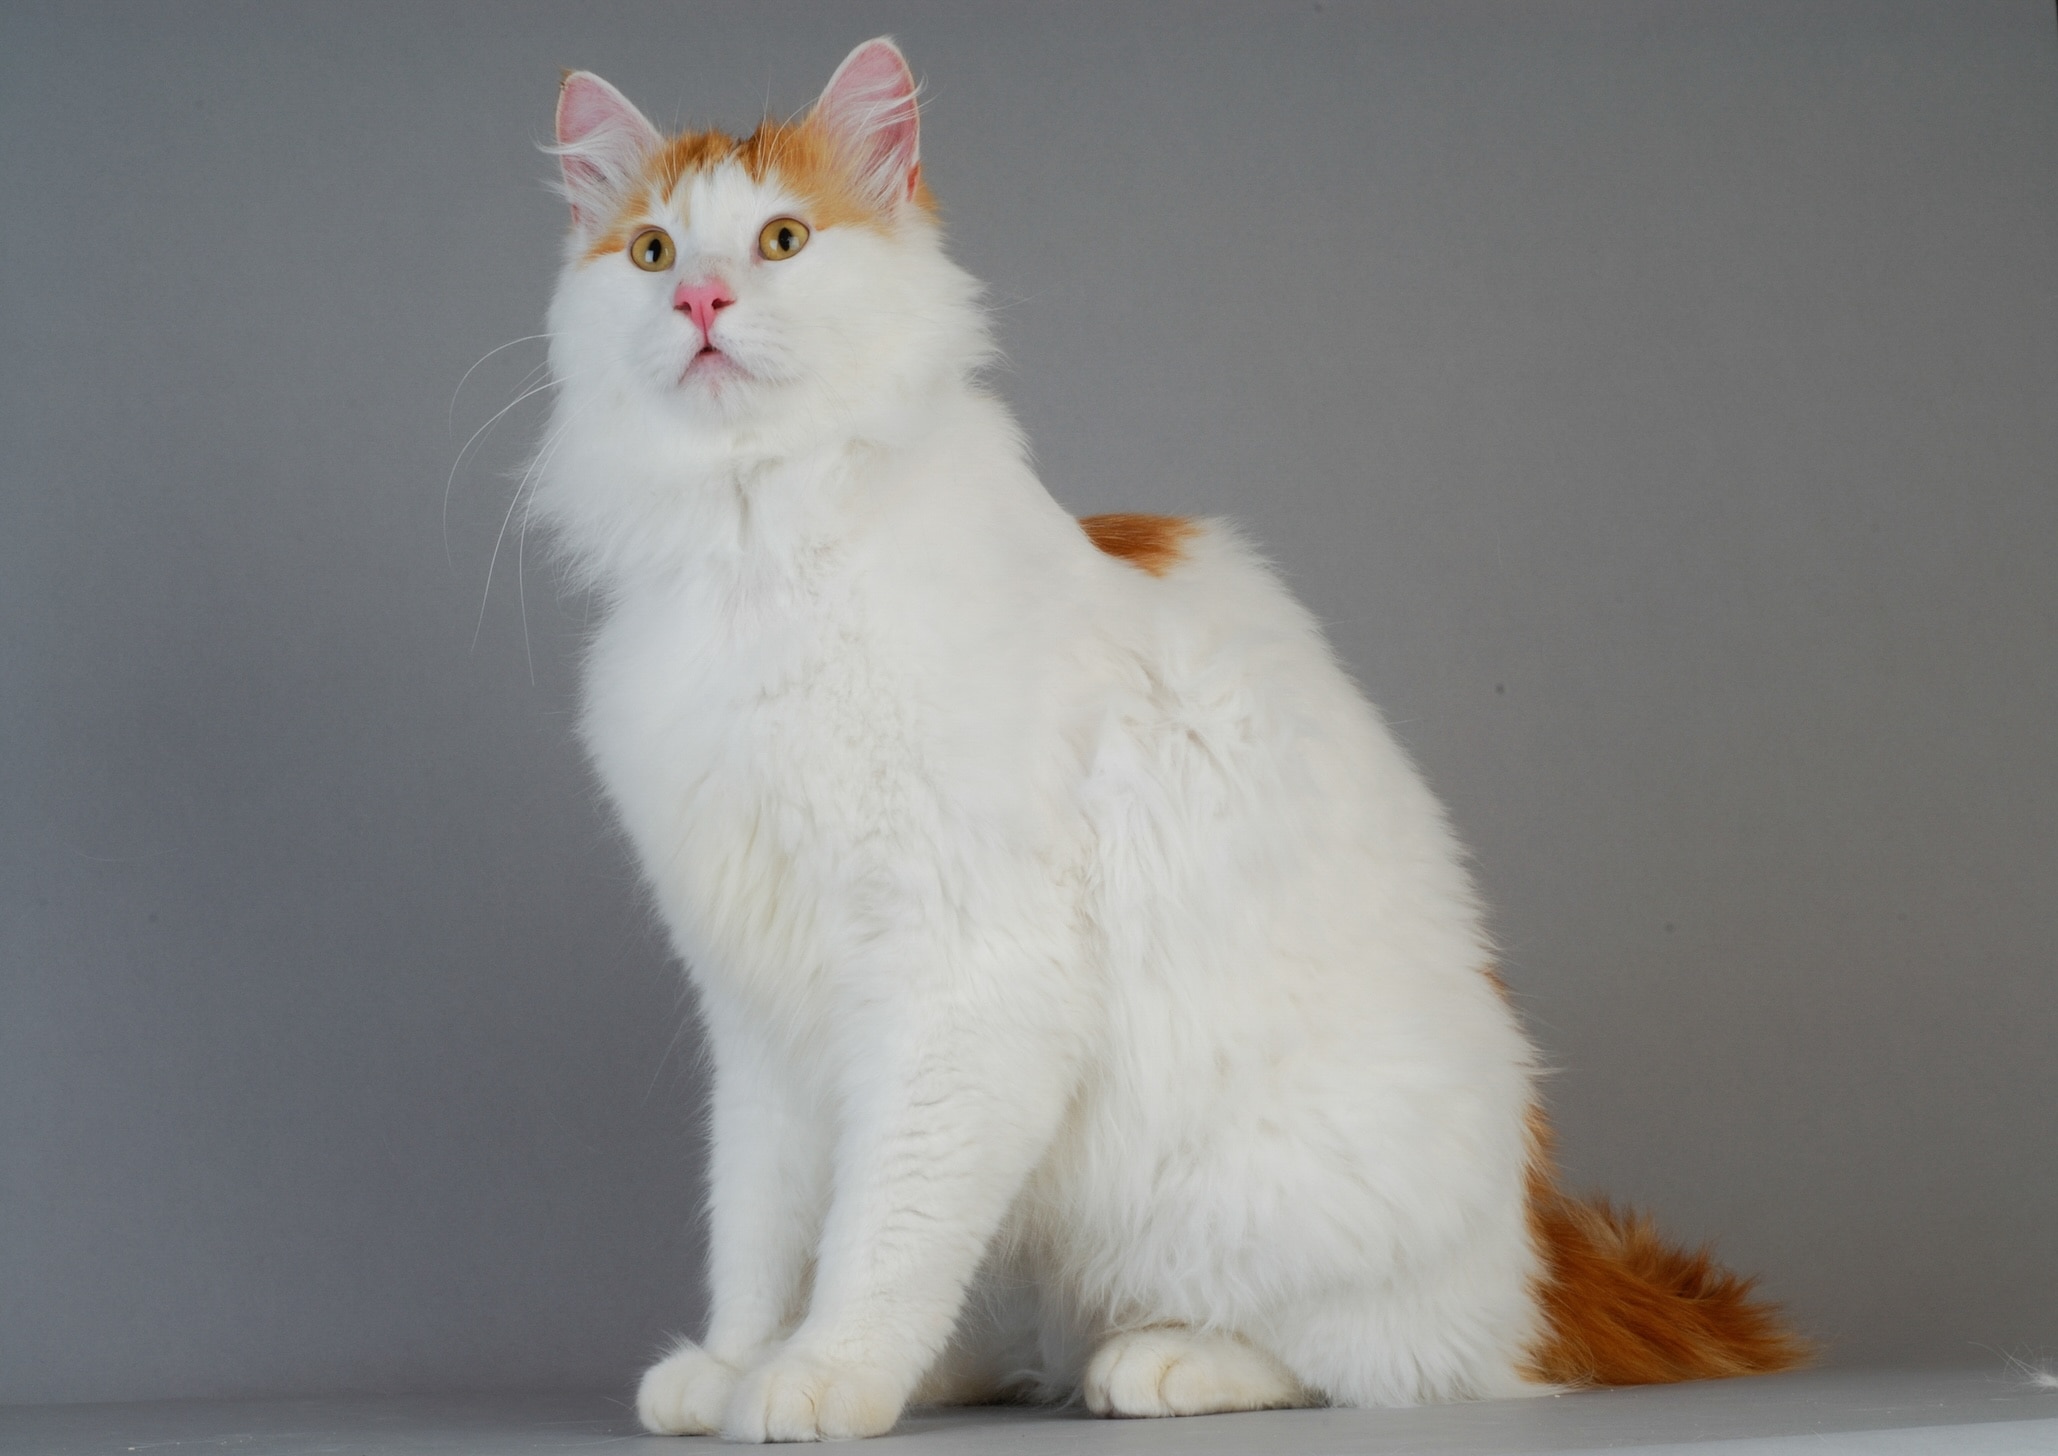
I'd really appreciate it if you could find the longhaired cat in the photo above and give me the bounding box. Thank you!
[529,37,1807,1443]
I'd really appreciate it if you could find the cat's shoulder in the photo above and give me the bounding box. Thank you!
[1078,513,1295,613]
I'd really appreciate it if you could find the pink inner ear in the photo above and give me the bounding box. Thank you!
[555,72,660,225]
[813,38,919,197]
[557,72,643,146]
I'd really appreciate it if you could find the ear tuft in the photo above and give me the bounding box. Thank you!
[550,71,662,230]
[809,38,921,207]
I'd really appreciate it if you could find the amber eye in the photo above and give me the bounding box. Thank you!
[628,227,675,272]
[758,217,810,261]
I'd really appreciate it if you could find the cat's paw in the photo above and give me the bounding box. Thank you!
[723,1349,904,1443]
[637,1341,745,1436]
[1084,1326,1308,1418]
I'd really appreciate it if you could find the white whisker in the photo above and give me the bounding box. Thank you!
[449,332,555,430]
[476,407,576,656]
[482,384,597,663]
[445,373,564,574]
[518,497,535,685]
[474,474,527,654]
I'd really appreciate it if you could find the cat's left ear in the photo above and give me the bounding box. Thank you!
[810,38,922,208]
[552,71,663,231]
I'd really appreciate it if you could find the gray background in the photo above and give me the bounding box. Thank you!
[3,0,2052,1408]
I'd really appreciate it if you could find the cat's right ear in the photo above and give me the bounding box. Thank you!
[551,71,662,231]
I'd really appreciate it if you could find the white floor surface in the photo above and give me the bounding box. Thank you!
[3,1368,2056,1455]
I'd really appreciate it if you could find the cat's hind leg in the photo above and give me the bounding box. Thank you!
[1083,1326,1311,1418]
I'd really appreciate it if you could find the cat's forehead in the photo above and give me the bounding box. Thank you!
[663,161,794,243]
[580,119,919,263]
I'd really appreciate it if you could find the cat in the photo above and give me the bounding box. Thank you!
[528,36,1807,1443]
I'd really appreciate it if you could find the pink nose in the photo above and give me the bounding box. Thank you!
[672,278,735,340]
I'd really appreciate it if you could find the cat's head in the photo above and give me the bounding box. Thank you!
[545,39,984,443]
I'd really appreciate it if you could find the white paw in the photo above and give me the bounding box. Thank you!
[637,1342,744,1436]
[1084,1326,1308,1418]
[723,1349,905,1443]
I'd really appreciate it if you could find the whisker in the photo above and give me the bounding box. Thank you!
[445,374,565,574]
[511,358,553,398]
[518,499,535,685]
[476,409,576,655]
[478,387,596,661]
[474,471,529,654]
[449,333,555,431]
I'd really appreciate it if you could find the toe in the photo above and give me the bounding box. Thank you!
[637,1342,739,1435]
[725,1351,904,1443]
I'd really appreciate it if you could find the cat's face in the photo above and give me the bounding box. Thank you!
[547,40,974,438]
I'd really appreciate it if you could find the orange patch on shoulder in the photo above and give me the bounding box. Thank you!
[1521,1106,1812,1386]
[1080,513,1198,577]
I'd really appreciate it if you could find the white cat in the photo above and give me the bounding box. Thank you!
[529,37,1803,1444]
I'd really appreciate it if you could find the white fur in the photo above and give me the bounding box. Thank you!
[532,40,1547,1443]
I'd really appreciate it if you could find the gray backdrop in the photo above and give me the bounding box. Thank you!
[3,0,2053,1407]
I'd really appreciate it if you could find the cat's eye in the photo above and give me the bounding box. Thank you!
[758,218,810,261]
[628,227,675,272]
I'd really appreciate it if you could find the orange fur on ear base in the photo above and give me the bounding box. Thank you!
[1080,513,1197,577]
[1522,1111,1813,1386]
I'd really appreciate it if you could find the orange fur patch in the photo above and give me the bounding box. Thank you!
[1522,1109,1811,1386]
[1079,513,1197,577]
[735,119,935,229]
[582,117,936,263]
[652,129,739,195]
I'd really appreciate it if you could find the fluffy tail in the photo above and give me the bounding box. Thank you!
[1522,1118,1812,1385]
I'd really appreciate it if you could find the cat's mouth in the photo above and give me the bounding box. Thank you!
[681,344,743,386]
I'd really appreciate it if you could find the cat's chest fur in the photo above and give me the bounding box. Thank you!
[575,433,1097,1023]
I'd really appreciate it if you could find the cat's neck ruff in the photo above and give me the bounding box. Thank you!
[538,347,991,600]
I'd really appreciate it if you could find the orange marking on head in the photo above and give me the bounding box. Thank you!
[735,120,876,231]
[1080,513,1198,577]
[579,116,935,266]
[1520,1104,1811,1386]
[578,129,737,262]
[580,220,640,263]
[654,129,740,195]
[736,117,936,228]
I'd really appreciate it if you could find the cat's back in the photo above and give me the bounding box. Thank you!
[1073,509,1500,1046]
[1081,514,1469,882]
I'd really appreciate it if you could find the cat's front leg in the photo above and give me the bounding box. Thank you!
[639,1017,828,1436]
[722,965,1077,1442]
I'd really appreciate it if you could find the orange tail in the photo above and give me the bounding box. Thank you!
[1522,1119,1812,1385]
